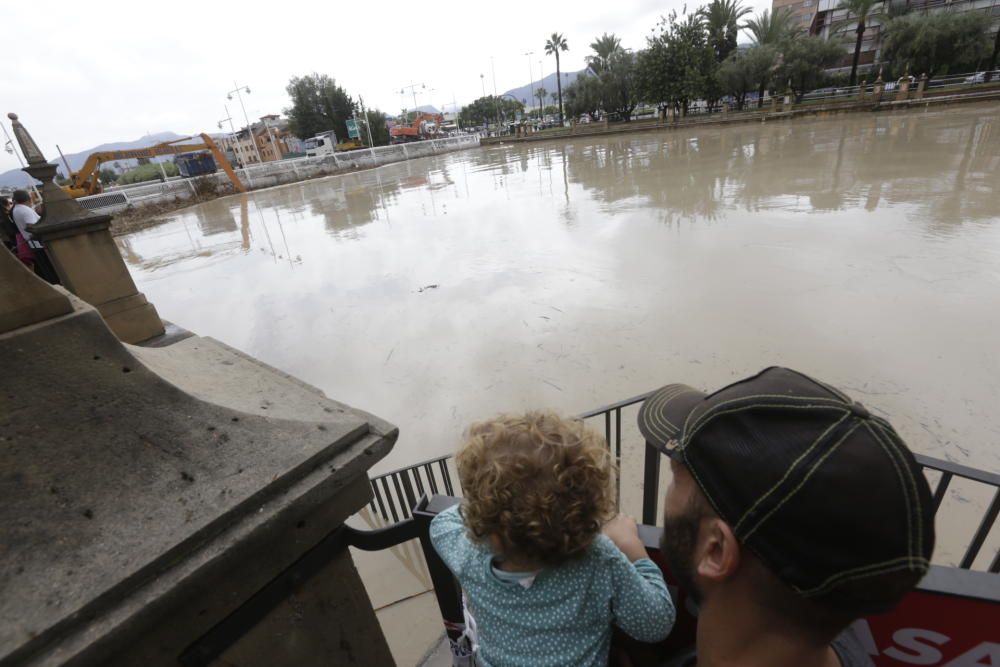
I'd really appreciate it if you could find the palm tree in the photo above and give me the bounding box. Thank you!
[545,32,569,125]
[535,87,548,118]
[744,7,797,46]
[587,33,622,74]
[836,0,882,85]
[744,8,796,107]
[700,0,752,62]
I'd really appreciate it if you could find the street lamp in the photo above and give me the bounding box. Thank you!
[524,51,535,120]
[480,73,486,98]
[226,82,263,165]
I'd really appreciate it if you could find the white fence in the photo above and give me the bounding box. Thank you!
[77,135,481,215]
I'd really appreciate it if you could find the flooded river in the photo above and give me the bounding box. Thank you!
[119,104,1000,488]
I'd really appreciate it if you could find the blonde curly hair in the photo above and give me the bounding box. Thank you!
[456,411,616,566]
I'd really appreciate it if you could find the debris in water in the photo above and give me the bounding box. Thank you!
[417,284,439,293]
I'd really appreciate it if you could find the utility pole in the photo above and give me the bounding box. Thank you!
[227,82,264,165]
[491,56,501,129]
[524,52,535,119]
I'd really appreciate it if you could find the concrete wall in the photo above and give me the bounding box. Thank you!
[78,135,480,215]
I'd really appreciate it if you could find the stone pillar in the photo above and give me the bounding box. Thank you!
[915,73,928,100]
[770,91,778,113]
[896,72,911,101]
[7,113,164,343]
[0,249,399,666]
[783,80,793,111]
[857,79,868,103]
[873,69,885,105]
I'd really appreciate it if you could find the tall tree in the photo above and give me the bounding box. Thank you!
[600,50,640,121]
[836,0,882,85]
[745,7,798,106]
[778,37,845,101]
[587,33,623,73]
[718,45,778,109]
[534,87,548,117]
[564,75,604,121]
[361,109,391,147]
[882,10,991,78]
[744,7,798,46]
[545,32,570,125]
[700,0,752,62]
[284,73,356,141]
[637,10,717,115]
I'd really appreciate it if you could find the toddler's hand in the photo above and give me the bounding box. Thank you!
[602,513,648,562]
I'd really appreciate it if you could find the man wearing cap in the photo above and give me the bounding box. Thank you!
[638,367,935,667]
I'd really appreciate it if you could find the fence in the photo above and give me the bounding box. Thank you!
[77,135,481,215]
[368,389,1000,574]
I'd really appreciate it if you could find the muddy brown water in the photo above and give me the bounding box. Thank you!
[119,104,1000,568]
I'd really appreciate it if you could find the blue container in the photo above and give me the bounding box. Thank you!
[176,153,217,178]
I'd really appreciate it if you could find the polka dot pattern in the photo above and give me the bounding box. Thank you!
[431,505,677,666]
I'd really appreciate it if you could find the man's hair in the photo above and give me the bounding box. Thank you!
[12,190,30,204]
[456,411,615,566]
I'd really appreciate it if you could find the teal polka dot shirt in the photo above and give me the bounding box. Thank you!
[430,505,676,667]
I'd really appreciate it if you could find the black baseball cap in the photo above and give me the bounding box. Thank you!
[639,366,934,602]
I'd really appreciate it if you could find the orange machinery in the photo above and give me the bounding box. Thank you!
[389,113,444,143]
[63,133,246,198]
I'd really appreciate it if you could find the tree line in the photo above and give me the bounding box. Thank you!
[284,73,391,147]
[472,1,996,126]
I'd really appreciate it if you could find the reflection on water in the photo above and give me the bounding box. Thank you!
[119,105,1000,492]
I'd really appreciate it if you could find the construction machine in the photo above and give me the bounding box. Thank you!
[62,133,246,198]
[389,113,443,143]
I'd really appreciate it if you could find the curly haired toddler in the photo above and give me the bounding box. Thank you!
[430,411,676,667]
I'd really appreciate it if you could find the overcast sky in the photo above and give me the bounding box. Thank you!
[2,0,771,173]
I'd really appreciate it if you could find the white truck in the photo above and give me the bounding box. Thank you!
[304,131,338,158]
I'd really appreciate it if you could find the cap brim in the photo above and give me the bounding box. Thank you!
[638,384,706,457]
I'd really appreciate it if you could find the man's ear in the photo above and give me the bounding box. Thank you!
[695,517,740,583]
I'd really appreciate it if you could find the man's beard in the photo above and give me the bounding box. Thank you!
[660,509,703,606]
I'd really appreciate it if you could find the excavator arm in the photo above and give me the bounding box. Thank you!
[68,134,246,197]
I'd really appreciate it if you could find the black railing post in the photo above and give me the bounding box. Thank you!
[959,488,1000,569]
[642,440,662,526]
[414,496,467,661]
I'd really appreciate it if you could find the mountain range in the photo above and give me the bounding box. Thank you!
[503,70,586,108]
[0,131,190,189]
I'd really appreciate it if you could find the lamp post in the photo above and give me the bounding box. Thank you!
[226,82,263,165]
[524,52,535,120]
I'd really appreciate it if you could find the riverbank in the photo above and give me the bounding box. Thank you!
[484,84,1000,145]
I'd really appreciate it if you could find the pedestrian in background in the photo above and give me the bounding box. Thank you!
[11,189,59,283]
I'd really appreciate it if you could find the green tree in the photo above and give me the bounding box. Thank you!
[535,87,548,117]
[563,75,604,120]
[745,7,798,46]
[745,7,799,106]
[587,33,623,73]
[459,96,523,127]
[718,45,778,109]
[778,37,845,101]
[600,50,640,121]
[700,0,752,62]
[361,109,391,146]
[118,162,179,185]
[881,10,992,78]
[98,167,118,185]
[284,73,356,142]
[836,0,882,85]
[544,32,570,124]
[637,10,717,115]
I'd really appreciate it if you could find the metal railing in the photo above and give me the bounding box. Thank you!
[369,389,1000,574]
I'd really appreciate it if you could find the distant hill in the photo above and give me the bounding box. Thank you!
[0,131,192,188]
[504,70,587,108]
[412,105,441,115]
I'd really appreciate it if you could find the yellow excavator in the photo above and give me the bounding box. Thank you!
[61,133,246,198]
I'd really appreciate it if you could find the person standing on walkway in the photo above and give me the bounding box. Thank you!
[11,189,59,283]
[0,196,17,254]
